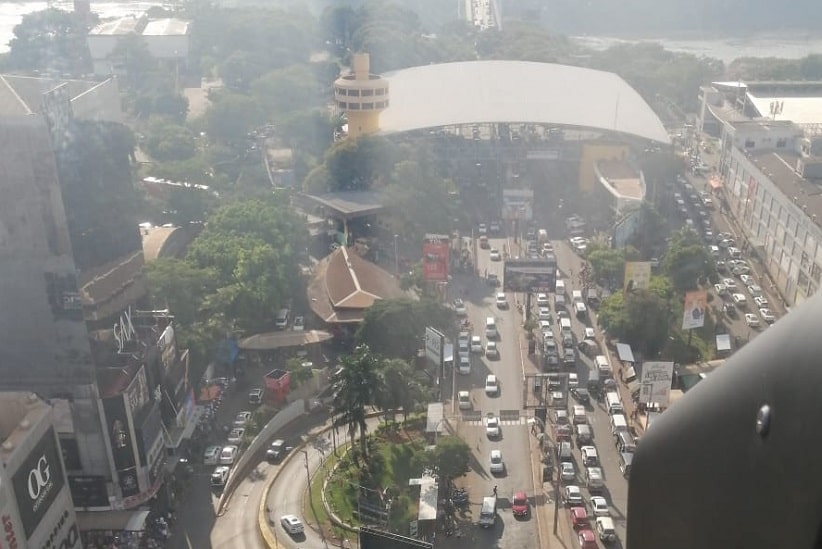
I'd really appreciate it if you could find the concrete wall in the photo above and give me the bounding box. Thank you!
[71,78,123,124]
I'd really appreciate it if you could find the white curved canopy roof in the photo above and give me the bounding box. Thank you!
[379,61,670,144]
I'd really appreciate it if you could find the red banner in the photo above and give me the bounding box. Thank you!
[422,237,450,282]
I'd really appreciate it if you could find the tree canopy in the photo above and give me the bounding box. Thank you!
[332,345,382,458]
[356,298,454,359]
[7,8,93,74]
[662,229,717,292]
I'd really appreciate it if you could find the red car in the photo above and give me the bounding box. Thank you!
[570,506,589,530]
[578,528,597,549]
[512,491,529,517]
[554,423,573,442]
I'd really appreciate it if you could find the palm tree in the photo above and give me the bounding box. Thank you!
[332,345,382,458]
[375,358,428,423]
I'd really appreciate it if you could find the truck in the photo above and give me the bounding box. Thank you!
[537,229,549,244]
[585,288,600,309]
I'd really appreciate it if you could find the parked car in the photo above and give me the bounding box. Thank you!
[578,529,598,549]
[233,411,252,428]
[485,341,499,359]
[489,249,501,261]
[248,388,263,405]
[589,496,610,517]
[754,295,769,308]
[495,292,508,308]
[485,374,499,396]
[211,466,230,487]
[748,284,763,297]
[486,413,501,438]
[563,485,583,507]
[470,336,483,354]
[453,298,466,316]
[227,428,245,444]
[219,445,239,465]
[536,293,549,306]
[512,490,529,517]
[745,313,760,328]
[292,316,305,331]
[732,293,748,306]
[570,505,589,529]
[489,450,505,474]
[203,445,221,466]
[458,391,471,410]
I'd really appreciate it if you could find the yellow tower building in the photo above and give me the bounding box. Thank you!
[334,53,389,138]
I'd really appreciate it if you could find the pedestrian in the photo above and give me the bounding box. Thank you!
[493,485,498,496]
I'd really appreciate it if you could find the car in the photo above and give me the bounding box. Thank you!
[570,505,589,530]
[292,316,305,331]
[495,292,508,308]
[457,331,470,354]
[727,246,742,258]
[578,529,598,549]
[485,413,500,438]
[716,260,727,272]
[708,245,720,256]
[745,313,760,327]
[203,445,221,466]
[453,298,466,316]
[555,423,573,442]
[702,196,713,207]
[733,264,751,276]
[487,273,500,287]
[569,236,587,246]
[489,449,504,474]
[723,302,737,317]
[571,388,590,404]
[722,278,738,291]
[227,428,245,444]
[714,283,729,297]
[564,485,583,506]
[552,409,569,425]
[470,335,483,354]
[760,308,776,323]
[581,446,599,466]
[280,514,304,535]
[732,293,748,306]
[248,388,263,405]
[539,319,552,332]
[557,310,570,322]
[559,460,576,482]
[490,220,501,233]
[458,391,471,410]
[478,223,487,235]
[538,307,552,321]
[739,274,753,286]
[219,445,239,465]
[589,496,610,517]
[211,466,230,487]
[485,374,499,396]
[568,373,579,388]
[489,249,501,261]
[571,405,586,424]
[233,411,252,428]
[718,238,734,248]
[266,439,289,461]
[485,341,499,359]
[583,327,595,340]
[512,490,529,516]
[747,284,763,297]
[754,295,769,308]
[536,293,549,306]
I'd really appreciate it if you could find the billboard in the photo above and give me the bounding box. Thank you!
[502,189,533,221]
[11,429,66,538]
[638,361,675,406]
[624,262,652,292]
[422,235,449,282]
[102,395,139,498]
[424,327,444,367]
[682,289,708,330]
[503,258,557,293]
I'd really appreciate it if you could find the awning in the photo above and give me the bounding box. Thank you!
[616,343,635,363]
[417,476,439,521]
[426,403,443,434]
[716,334,732,352]
[77,510,150,532]
[238,329,333,351]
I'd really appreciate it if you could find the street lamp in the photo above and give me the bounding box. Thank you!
[301,450,312,498]
[393,234,399,276]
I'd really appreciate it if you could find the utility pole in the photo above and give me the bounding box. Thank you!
[301,450,311,498]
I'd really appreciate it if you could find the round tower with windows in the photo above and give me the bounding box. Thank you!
[334,53,389,138]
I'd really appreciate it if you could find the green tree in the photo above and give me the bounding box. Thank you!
[356,299,454,359]
[143,122,197,162]
[219,51,268,91]
[251,64,323,120]
[598,289,672,357]
[145,259,218,326]
[423,436,471,484]
[628,202,668,258]
[110,33,159,90]
[332,345,382,458]
[587,248,625,288]
[374,359,429,421]
[280,109,335,158]
[662,229,716,292]
[204,93,261,144]
[323,135,398,191]
[8,8,93,74]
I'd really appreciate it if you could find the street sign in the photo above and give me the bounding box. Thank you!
[424,327,444,366]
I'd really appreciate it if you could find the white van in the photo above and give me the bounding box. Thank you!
[555,279,566,295]
[610,413,628,435]
[595,355,612,377]
[572,290,583,302]
[274,308,290,329]
[586,466,604,492]
[479,496,497,528]
[559,317,572,335]
[605,391,624,416]
[485,317,498,339]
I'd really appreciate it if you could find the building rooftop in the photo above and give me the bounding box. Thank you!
[0,74,107,117]
[747,94,822,126]
[142,18,190,36]
[380,61,670,144]
[747,149,822,222]
[306,191,385,219]
[89,16,143,36]
[596,159,644,200]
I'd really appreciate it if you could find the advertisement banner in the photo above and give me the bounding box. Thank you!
[638,361,675,406]
[102,395,139,498]
[67,476,109,508]
[422,235,450,282]
[682,289,708,330]
[503,259,557,293]
[125,365,150,417]
[158,325,176,373]
[624,261,652,292]
[424,327,444,367]
[11,428,66,538]
[501,189,534,221]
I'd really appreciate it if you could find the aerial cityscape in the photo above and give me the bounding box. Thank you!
[0,0,820,548]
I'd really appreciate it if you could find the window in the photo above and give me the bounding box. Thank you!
[338,102,347,109]
[745,139,755,148]
[349,89,360,96]
[776,138,787,148]
[375,88,385,96]
[361,88,374,96]
[363,103,374,109]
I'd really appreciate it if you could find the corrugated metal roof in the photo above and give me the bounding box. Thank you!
[142,18,190,36]
[379,61,670,144]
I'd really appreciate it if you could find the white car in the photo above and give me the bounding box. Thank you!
[539,319,552,332]
[569,236,587,247]
[227,428,245,444]
[538,307,552,321]
[203,445,221,466]
[759,308,776,323]
[714,283,729,297]
[747,284,763,297]
[458,390,471,410]
[478,223,488,235]
[564,485,583,507]
[722,278,737,291]
[739,274,753,286]
[581,446,599,466]
[489,249,501,261]
[583,327,595,340]
[211,466,230,487]
[732,293,747,306]
[560,461,576,482]
[727,246,742,258]
[470,335,483,354]
[233,411,252,428]
[744,313,760,328]
[292,316,305,331]
[458,331,470,354]
[536,293,549,306]
[280,514,304,535]
[489,449,504,474]
[568,373,579,388]
[708,245,720,256]
[589,496,610,517]
[219,445,239,465]
[453,299,467,316]
[754,295,769,308]
[485,341,499,359]
[485,375,499,396]
[485,413,500,438]
[496,292,508,308]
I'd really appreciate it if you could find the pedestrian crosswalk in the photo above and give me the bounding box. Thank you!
[463,417,530,427]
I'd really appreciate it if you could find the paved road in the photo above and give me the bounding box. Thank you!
[448,234,539,548]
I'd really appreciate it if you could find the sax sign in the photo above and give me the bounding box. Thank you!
[12,429,65,538]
